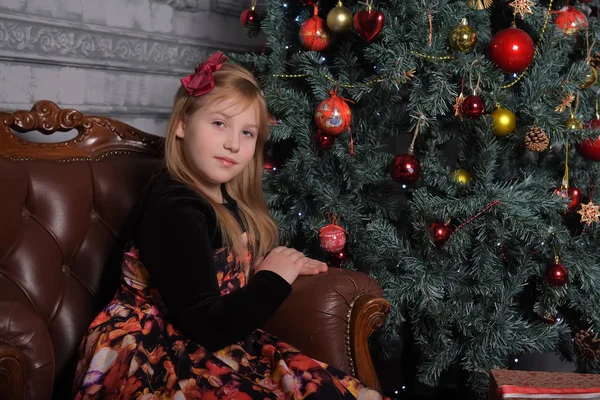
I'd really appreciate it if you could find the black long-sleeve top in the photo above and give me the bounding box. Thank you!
[130,169,291,351]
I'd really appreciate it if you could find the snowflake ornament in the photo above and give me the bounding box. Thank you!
[509,0,535,19]
[578,201,600,225]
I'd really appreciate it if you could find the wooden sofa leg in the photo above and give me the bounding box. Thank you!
[349,294,391,392]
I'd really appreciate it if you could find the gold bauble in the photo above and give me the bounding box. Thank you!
[565,115,584,131]
[581,65,598,88]
[449,19,477,53]
[326,1,353,33]
[450,169,472,185]
[491,106,516,137]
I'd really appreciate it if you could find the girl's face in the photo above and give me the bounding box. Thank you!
[175,97,260,202]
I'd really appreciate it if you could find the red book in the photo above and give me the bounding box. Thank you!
[490,369,600,399]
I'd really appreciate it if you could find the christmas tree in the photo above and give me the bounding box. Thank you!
[235,0,600,398]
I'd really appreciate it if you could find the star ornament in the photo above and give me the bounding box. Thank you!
[509,0,535,19]
[453,92,466,119]
[578,201,600,225]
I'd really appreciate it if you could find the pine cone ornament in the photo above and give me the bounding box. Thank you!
[525,126,549,152]
[574,329,600,360]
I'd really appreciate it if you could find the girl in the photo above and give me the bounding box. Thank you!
[73,52,388,399]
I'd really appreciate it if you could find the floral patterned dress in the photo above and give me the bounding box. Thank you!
[72,238,388,400]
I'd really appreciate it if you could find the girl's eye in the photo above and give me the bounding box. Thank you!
[243,130,255,137]
[213,121,225,127]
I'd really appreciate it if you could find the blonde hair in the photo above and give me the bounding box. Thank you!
[165,62,279,272]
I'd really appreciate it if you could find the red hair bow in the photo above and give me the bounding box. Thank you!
[181,51,228,96]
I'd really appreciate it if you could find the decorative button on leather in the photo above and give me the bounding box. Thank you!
[90,210,98,221]
[62,264,70,274]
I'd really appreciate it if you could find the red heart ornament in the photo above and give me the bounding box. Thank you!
[353,9,385,43]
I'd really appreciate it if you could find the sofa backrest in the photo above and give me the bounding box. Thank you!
[0,101,164,395]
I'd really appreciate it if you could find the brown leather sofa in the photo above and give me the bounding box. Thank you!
[0,101,391,399]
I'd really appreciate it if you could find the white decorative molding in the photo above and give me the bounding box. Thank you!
[0,11,244,75]
[211,0,251,16]
[149,0,249,15]
[152,0,203,11]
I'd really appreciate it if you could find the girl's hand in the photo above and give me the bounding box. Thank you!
[253,248,327,283]
[298,258,328,276]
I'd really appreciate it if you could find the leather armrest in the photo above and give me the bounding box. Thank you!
[264,267,390,391]
[0,343,25,400]
[0,301,54,400]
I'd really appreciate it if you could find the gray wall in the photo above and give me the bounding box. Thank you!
[0,0,263,141]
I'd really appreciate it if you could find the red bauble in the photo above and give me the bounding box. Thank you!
[314,92,352,136]
[429,221,453,245]
[263,157,278,173]
[489,27,535,73]
[328,248,348,267]
[578,117,600,161]
[240,8,258,27]
[301,0,316,5]
[554,186,582,212]
[353,9,385,43]
[541,313,558,325]
[300,15,331,51]
[319,222,347,253]
[544,261,569,287]
[389,153,422,184]
[316,130,335,149]
[554,6,587,35]
[461,95,486,118]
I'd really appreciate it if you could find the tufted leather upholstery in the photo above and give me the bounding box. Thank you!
[0,156,162,394]
[0,101,390,399]
[0,301,54,400]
